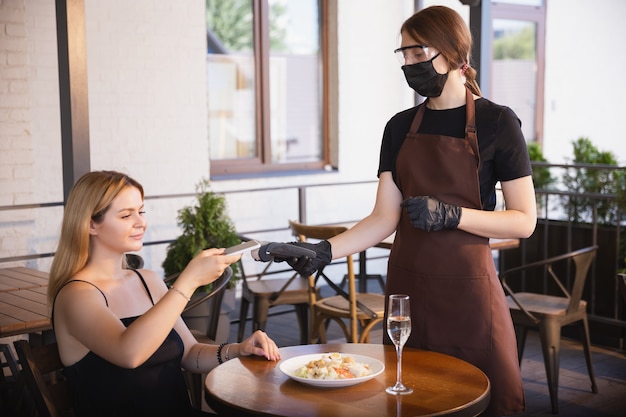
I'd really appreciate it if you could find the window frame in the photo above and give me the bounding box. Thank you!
[491,0,546,144]
[209,0,332,178]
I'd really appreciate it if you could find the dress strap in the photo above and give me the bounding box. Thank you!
[51,279,109,329]
[129,269,155,306]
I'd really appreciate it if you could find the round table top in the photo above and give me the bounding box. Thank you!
[205,343,490,417]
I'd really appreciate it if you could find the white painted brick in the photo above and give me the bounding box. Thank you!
[7,51,27,66]
[0,165,12,180]
[0,38,27,53]
[9,79,28,93]
[0,6,25,25]
[0,93,28,108]
[13,191,35,205]
[0,148,30,165]
[13,164,33,179]
[9,108,28,121]
[8,136,32,151]
[6,23,26,37]
[0,66,28,80]
[0,121,28,136]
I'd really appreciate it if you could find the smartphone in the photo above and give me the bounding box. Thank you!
[223,240,261,256]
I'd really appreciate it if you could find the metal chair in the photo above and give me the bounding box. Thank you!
[500,245,599,414]
[164,266,233,411]
[289,220,385,344]
[13,340,73,417]
[124,253,144,269]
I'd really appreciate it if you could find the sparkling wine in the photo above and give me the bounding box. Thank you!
[386,295,413,395]
[387,315,411,346]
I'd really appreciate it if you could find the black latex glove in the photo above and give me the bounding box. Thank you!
[400,196,462,232]
[281,240,332,277]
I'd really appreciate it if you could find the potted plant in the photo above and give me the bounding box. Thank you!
[162,179,242,341]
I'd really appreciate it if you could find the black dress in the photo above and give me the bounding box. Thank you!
[55,270,208,417]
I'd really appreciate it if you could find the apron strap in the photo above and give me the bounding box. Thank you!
[464,88,480,169]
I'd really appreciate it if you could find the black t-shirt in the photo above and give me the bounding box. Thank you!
[377,98,532,210]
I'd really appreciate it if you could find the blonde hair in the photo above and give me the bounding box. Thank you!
[401,5,482,96]
[47,171,144,305]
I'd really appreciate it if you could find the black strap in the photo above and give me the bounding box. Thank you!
[51,270,156,328]
[129,269,155,305]
[51,279,109,329]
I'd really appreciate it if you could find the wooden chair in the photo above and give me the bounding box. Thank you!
[1,343,24,415]
[13,340,73,417]
[500,245,599,414]
[289,220,385,344]
[237,252,312,345]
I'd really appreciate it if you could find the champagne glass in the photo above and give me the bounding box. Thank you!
[386,294,413,395]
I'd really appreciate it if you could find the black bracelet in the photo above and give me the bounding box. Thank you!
[217,342,228,364]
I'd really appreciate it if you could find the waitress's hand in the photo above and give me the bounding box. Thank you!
[401,196,461,232]
[282,240,332,277]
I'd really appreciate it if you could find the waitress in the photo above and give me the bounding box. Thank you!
[285,6,536,417]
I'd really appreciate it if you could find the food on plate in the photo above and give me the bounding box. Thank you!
[293,352,372,380]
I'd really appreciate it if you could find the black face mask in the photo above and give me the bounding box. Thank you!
[401,53,448,97]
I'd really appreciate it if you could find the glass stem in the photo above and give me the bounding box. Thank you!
[396,344,403,386]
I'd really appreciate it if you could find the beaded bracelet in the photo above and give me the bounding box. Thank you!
[217,342,228,364]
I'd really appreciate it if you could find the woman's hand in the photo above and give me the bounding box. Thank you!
[174,248,241,296]
[236,330,281,361]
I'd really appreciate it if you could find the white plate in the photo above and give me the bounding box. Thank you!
[279,353,385,388]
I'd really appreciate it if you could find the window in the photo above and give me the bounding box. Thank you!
[490,0,546,143]
[206,0,328,176]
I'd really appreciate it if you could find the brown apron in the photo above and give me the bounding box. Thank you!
[386,88,524,416]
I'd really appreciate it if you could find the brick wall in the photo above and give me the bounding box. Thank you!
[0,0,33,207]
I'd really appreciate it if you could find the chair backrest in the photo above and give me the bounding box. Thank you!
[567,246,597,313]
[500,245,598,318]
[287,221,352,293]
[164,266,233,340]
[13,340,73,417]
[288,221,360,336]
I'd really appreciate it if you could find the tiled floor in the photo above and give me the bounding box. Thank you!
[231,298,626,417]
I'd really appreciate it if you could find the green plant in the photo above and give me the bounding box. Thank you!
[162,179,241,292]
[561,137,625,225]
[527,142,556,211]
[527,142,556,191]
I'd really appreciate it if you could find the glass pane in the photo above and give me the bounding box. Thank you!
[206,0,256,160]
[268,0,321,164]
[491,19,536,141]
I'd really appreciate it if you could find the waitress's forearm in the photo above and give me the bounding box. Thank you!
[457,207,536,239]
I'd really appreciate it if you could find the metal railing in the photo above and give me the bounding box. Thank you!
[2,166,625,349]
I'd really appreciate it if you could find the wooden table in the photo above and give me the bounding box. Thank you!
[0,267,51,338]
[205,343,490,417]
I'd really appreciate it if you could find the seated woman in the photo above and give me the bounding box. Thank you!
[48,170,280,417]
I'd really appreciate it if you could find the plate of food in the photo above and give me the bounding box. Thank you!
[279,352,385,388]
